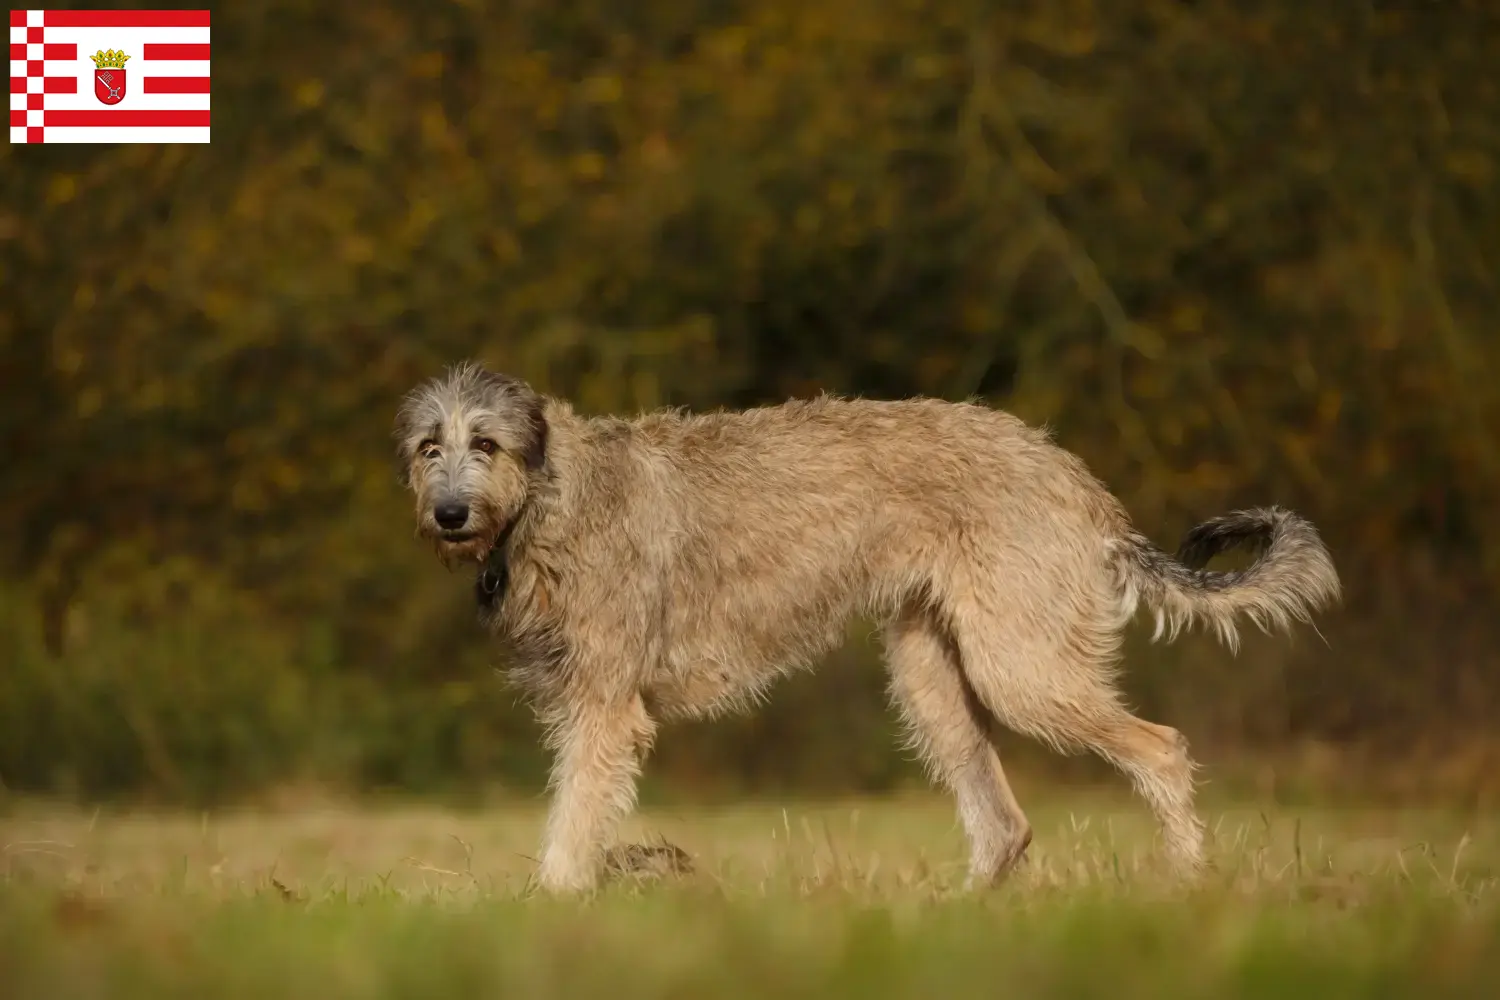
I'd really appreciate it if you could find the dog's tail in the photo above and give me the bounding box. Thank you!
[1115,506,1341,651]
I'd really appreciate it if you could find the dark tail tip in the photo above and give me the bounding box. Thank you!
[1175,508,1282,570]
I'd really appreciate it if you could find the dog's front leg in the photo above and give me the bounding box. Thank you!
[536,692,655,893]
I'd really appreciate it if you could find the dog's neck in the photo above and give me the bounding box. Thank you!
[475,417,559,609]
[475,522,515,607]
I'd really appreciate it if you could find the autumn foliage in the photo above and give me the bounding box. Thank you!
[1,0,1497,804]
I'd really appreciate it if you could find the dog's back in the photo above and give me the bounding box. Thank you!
[612,395,1137,716]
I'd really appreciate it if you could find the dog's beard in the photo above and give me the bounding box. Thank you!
[415,508,498,569]
[429,529,494,569]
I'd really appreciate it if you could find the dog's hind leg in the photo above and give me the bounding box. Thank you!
[944,595,1205,875]
[884,606,1032,888]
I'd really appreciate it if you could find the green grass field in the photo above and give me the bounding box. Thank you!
[2,787,1497,998]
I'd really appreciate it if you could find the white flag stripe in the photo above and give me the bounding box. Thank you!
[18,61,213,81]
[42,90,211,112]
[131,61,211,78]
[20,25,211,49]
[11,124,210,143]
[9,59,210,76]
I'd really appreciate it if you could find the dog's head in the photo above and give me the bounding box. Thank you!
[394,362,548,568]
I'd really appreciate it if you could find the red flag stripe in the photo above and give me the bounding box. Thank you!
[44,43,78,60]
[144,76,211,94]
[8,76,22,94]
[142,43,211,61]
[8,11,24,27]
[8,109,24,127]
[43,75,77,93]
[8,43,21,62]
[45,109,211,127]
[44,10,211,28]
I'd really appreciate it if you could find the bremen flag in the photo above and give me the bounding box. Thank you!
[9,9,210,143]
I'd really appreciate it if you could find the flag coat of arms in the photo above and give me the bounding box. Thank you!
[9,8,210,143]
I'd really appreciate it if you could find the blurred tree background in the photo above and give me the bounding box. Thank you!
[2,0,1498,808]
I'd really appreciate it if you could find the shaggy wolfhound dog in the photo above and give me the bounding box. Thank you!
[396,363,1340,893]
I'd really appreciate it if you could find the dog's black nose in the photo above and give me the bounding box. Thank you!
[433,501,470,530]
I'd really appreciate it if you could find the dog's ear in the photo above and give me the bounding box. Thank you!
[522,396,549,474]
[462,364,547,473]
[392,391,426,488]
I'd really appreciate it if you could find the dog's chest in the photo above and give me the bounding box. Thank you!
[476,560,566,669]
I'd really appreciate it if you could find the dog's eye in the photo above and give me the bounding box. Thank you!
[473,437,498,455]
[417,439,439,458]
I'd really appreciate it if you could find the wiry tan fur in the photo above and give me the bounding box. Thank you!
[395,362,1342,893]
